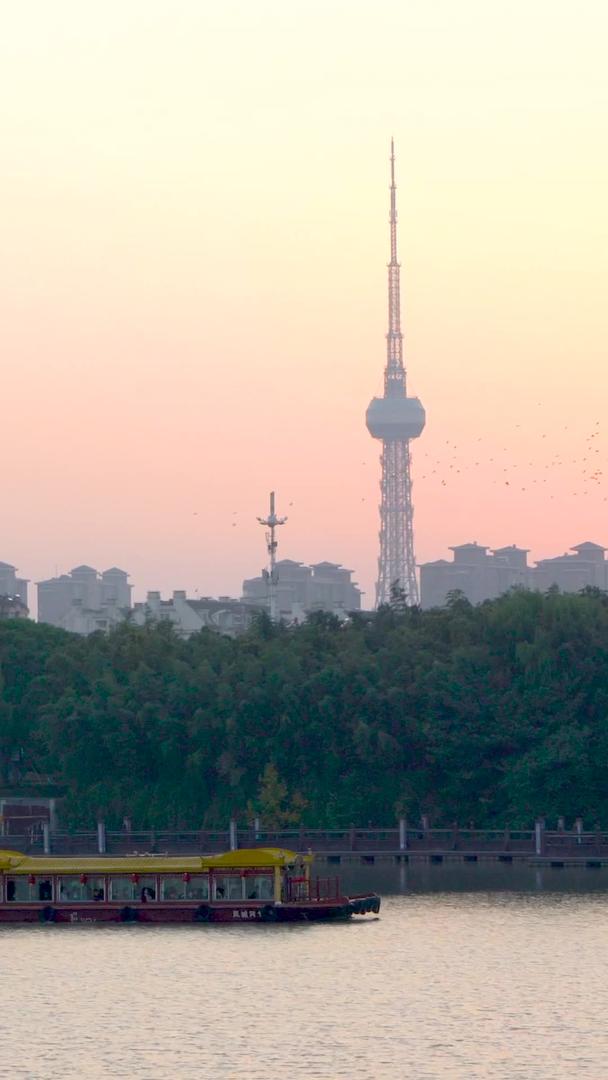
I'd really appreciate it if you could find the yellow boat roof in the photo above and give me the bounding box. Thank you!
[0,847,309,875]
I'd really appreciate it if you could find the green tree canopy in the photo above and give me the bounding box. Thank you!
[1,588,608,829]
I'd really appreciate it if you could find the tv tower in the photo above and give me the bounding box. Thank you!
[366,140,426,606]
[256,491,287,622]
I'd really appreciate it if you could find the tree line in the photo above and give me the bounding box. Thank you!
[1,586,608,830]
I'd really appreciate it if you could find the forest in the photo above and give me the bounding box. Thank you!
[1,586,608,830]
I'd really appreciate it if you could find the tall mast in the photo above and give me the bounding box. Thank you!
[256,491,287,622]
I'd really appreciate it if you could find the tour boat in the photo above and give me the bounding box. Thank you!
[0,847,380,924]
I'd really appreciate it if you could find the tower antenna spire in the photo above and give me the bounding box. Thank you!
[365,140,426,607]
[386,137,404,396]
[256,491,287,622]
[390,136,397,259]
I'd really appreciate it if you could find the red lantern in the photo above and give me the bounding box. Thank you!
[182,872,191,884]
[80,874,88,885]
[130,873,140,884]
[28,874,36,886]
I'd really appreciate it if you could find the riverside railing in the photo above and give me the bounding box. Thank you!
[3,820,608,859]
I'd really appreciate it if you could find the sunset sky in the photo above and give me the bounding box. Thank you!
[2,0,607,608]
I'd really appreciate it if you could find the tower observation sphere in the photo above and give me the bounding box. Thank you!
[365,140,426,606]
[366,395,426,441]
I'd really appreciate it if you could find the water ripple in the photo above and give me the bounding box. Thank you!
[3,885,608,1078]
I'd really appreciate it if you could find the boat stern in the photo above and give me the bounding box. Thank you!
[346,893,381,916]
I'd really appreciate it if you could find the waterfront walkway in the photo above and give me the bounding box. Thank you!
[3,823,608,866]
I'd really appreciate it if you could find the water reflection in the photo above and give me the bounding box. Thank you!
[338,859,608,895]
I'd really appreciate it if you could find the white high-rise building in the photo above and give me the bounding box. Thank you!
[242,559,362,621]
[0,562,29,610]
[419,540,608,608]
[37,566,131,633]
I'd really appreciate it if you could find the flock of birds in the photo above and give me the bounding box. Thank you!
[356,415,605,503]
[193,414,605,522]
[415,417,604,501]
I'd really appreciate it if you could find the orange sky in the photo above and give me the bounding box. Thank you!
[2,1,607,608]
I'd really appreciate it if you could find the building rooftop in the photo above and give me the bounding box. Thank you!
[311,561,354,572]
[492,545,530,555]
[188,598,252,612]
[449,542,488,553]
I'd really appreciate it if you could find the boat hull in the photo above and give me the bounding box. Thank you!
[0,894,380,925]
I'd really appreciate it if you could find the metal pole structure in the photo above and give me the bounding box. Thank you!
[49,798,58,833]
[256,491,287,622]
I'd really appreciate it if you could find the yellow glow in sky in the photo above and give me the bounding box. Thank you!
[1,1,607,604]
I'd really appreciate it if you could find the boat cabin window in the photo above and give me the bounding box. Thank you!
[38,879,53,901]
[186,875,210,900]
[160,875,209,901]
[58,876,106,902]
[244,875,274,900]
[109,875,157,902]
[5,876,51,902]
[213,875,244,900]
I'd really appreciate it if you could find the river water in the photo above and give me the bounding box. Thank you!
[4,865,608,1078]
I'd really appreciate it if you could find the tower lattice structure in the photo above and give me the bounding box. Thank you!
[366,141,426,606]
